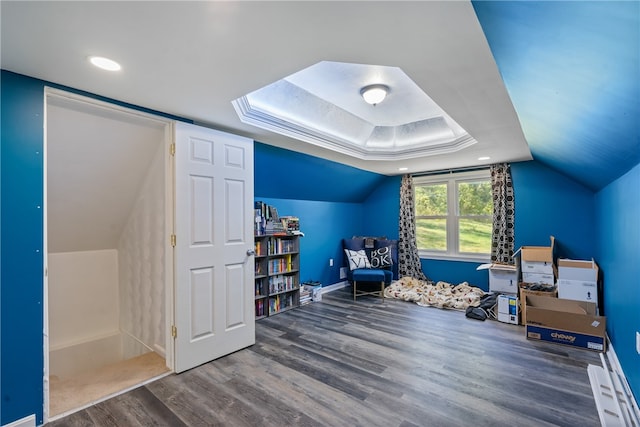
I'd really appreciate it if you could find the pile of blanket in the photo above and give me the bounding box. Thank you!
[384,276,485,310]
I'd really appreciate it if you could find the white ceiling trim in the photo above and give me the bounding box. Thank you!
[233,93,478,161]
[232,60,479,161]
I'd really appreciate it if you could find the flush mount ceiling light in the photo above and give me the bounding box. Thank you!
[478,156,491,161]
[360,84,389,105]
[89,56,121,71]
[232,61,478,162]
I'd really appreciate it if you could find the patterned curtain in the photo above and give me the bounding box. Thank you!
[398,174,429,281]
[490,163,515,264]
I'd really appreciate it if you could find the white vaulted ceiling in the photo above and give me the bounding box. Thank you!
[2,1,637,190]
[1,1,531,177]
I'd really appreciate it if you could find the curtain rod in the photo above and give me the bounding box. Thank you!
[410,165,492,178]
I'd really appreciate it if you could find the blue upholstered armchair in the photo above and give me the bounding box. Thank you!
[342,237,398,300]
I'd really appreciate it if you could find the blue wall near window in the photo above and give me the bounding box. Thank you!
[511,161,596,259]
[420,161,597,290]
[596,163,640,400]
[420,259,488,288]
[361,175,402,240]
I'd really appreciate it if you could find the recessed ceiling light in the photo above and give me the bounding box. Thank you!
[398,167,409,171]
[478,156,491,161]
[89,56,121,71]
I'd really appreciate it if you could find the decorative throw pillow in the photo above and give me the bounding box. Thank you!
[344,249,371,270]
[370,245,393,268]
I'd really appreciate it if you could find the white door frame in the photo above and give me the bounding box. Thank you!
[42,87,176,422]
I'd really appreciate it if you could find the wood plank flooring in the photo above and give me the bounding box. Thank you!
[47,287,602,426]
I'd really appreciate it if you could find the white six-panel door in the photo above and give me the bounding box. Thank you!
[173,122,255,373]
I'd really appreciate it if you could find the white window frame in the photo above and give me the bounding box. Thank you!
[414,169,492,263]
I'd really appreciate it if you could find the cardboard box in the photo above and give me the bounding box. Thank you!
[518,236,555,275]
[520,260,554,275]
[522,272,555,285]
[477,263,519,294]
[558,279,598,307]
[524,294,606,352]
[519,285,558,326]
[558,258,599,282]
[556,258,599,309]
[497,294,519,324]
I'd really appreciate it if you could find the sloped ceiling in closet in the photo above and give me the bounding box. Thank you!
[47,97,165,253]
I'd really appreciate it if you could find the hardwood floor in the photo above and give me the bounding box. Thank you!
[47,287,602,426]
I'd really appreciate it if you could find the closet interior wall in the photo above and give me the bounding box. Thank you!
[46,95,167,379]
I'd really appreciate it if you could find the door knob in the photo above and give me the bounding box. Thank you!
[247,249,256,256]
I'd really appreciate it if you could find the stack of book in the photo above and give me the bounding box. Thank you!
[280,216,300,233]
[255,201,278,236]
[255,201,298,236]
[299,285,312,306]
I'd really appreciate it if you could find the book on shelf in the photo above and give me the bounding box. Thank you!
[255,278,266,296]
[266,237,296,256]
[254,201,302,237]
[268,257,295,275]
[268,274,296,294]
[255,299,265,317]
[255,222,300,319]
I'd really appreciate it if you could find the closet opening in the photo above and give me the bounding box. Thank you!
[44,89,174,420]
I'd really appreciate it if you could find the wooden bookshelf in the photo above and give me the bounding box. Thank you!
[254,234,300,319]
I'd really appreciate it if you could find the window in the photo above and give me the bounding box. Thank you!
[414,170,492,261]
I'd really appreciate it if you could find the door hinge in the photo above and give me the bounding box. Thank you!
[170,143,176,156]
[171,234,176,247]
[171,325,177,338]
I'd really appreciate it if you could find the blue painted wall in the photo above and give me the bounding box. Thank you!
[596,162,640,400]
[361,175,402,240]
[254,143,399,287]
[255,197,363,286]
[511,160,596,259]
[254,142,385,203]
[473,1,640,191]
[421,259,488,289]
[1,70,45,426]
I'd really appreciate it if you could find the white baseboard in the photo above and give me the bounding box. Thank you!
[589,337,640,426]
[319,281,349,294]
[2,414,36,427]
[153,343,166,358]
[607,340,640,424]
